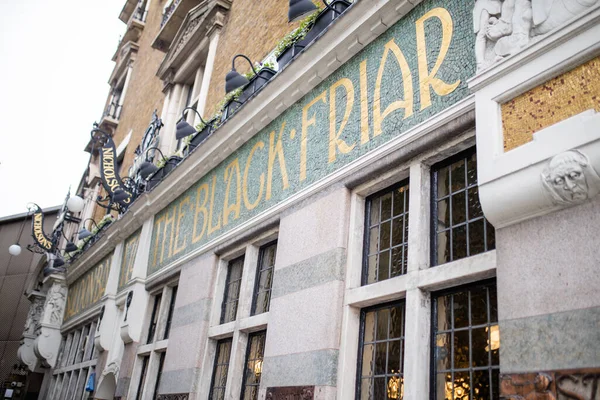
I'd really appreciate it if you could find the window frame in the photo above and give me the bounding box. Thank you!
[220,255,245,324]
[240,330,267,400]
[430,147,495,266]
[430,279,500,400]
[209,338,233,400]
[355,300,407,400]
[250,241,277,316]
[361,179,410,286]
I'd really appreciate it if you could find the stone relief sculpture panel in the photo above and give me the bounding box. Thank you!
[541,150,600,205]
[474,0,600,70]
[501,370,600,400]
[23,295,45,335]
[44,283,68,326]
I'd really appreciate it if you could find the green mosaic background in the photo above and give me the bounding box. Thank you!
[65,253,112,320]
[149,0,476,273]
[118,228,141,291]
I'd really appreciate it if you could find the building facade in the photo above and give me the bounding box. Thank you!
[15,0,600,399]
[0,206,60,400]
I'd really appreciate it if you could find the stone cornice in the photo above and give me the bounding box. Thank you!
[109,41,139,86]
[67,0,421,284]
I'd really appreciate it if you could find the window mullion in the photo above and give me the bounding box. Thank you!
[407,162,431,273]
[402,288,431,400]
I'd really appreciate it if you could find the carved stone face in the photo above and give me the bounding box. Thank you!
[548,162,588,202]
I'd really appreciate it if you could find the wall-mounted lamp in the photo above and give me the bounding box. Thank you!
[288,0,318,22]
[78,218,100,240]
[7,203,36,257]
[66,195,85,213]
[175,107,209,140]
[225,54,258,93]
[139,147,168,180]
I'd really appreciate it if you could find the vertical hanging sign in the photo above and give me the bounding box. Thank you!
[99,135,134,207]
[30,204,54,251]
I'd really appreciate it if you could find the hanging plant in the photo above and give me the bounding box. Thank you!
[274,9,321,58]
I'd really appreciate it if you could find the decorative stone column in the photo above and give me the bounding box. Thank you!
[33,274,68,368]
[17,291,46,372]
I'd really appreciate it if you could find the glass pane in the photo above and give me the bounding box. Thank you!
[374,343,387,375]
[254,291,270,315]
[437,198,450,229]
[467,187,483,219]
[470,287,488,326]
[437,230,450,264]
[451,160,466,192]
[454,330,470,369]
[454,292,469,329]
[392,218,404,247]
[243,386,257,400]
[469,220,486,256]
[369,227,379,255]
[370,199,380,226]
[491,369,500,400]
[472,327,489,367]
[467,152,478,186]
[376,309,389,340]
[490,325,500,366]
[393,187,407,216]
[452,191,467,225]
[437,295,452,331]
[257,268,273,291]
[437,165,450,198]
[486,221,496,250]
[391,247,404,277]
[454,371,470,400]
[367,255,377,284]
[374,377,386,399]
[380,221,391,250]
[362,344,375,377]
[489,287,498,323]
[361,378,373,400]
[364,311,375,343]
[473,370,491,400]
[436,333,451,371]
[381,193,392,221]
[388,339,401,374]
[452,225,468,261]
[389,306,404,339]
[436,373,452,400]
[378,250,390,281]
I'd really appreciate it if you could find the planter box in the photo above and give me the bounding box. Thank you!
[238,68,277,103]
[145,156,183,191]
[189,119,217,150]
[302,1,351,45]
[277,0,351,71]
[221,68,277,123]
[276,42,306,70]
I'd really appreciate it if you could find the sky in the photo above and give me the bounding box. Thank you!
[0,0,126,217]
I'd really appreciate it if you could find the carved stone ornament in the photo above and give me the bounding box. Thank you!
[23,295,45,335]
[43,283,68,326]
[474,0,600,70]
[500,369,600,399]
[174,15,203,55]
[32,277,67,368]
[541,150,600,205]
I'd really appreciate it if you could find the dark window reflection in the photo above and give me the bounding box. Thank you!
[432,149,495,266]
[252,242,277,315]
[364,181,410,285]
[210,339,232,400]
[221,257,244,324]
[241,331,267,400]
[433,282,500,400]
[358,302,406,399]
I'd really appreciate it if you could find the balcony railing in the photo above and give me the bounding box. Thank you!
[104,102,122,121]
[161,0,181,27]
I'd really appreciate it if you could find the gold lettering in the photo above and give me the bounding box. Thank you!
[208,175,222,236]
[152,215,165,267]
[300,91,327,181]
[223,159,242,226]
[192,183,210,243]
[266,122,290,200]
[373,39,414,136]
[243,141,265,211]
[173,196,190,255]
[416,7,459,110]
[162,207,176,261]
[329,78,356,163]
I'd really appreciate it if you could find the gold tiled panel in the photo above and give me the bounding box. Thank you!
[502,56,600,152]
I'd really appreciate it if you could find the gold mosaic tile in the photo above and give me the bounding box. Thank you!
[502,56,600,152]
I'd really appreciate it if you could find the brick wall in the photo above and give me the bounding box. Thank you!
[204,0,306,116]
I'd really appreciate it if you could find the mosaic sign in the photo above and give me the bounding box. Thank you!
[118,229,141,291]
[64,254,112,320]
[149,0,476,273]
